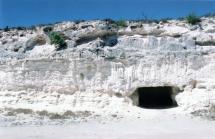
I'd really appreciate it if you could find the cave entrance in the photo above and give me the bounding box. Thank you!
[131,86,179,109]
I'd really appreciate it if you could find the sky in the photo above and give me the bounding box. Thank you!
[0,0,215,28]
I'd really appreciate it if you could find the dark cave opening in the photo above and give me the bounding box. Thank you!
[133,86,178,109]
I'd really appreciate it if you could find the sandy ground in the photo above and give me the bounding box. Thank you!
[0,90,215,139]
[1,117,215,139]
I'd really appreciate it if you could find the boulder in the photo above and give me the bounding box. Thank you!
[25,35,47,51]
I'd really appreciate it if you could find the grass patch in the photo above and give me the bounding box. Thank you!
[186,14,201,25]
[115,20,127,27]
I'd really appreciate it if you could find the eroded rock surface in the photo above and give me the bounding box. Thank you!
[0,17,215,123]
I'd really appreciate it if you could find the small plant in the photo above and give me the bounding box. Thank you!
[48,31,67,50]
[16,26,26,30]
[160,18,172,23]
[186,14,201,25]
[28,25,36,30]
[103,18,115,24]
[3,26,10,32]
[74,20,85,24]
[115,20,127,27]
[43,26,53,33]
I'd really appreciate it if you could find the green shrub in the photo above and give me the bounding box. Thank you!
[48,31,67,50]
[186,14,201,25]
[115,20,127,27]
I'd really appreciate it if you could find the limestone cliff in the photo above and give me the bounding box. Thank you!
[0,18,215,123]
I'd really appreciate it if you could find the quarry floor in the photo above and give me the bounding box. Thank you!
[1,113,215,139]
[1,89,215,139]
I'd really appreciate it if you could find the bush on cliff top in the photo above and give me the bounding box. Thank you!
[186,14,201,25]
[115,20,127,27]
[48,31,67,50]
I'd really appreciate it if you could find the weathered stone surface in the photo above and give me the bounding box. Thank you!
[25,35,47,51]
[0,17,215,119]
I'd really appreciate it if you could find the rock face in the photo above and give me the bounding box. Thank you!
[25,35,47,51]
[0,17,215,121]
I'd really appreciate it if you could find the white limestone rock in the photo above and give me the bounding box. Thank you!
[0,17,215,123]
